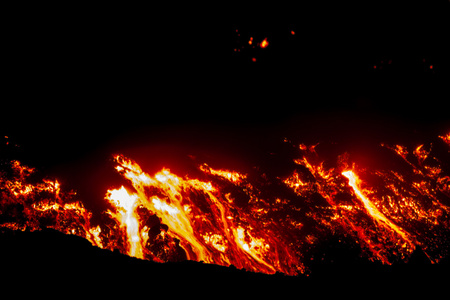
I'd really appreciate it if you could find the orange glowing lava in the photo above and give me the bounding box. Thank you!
[1,131,449,274]
[107,155,298,274]
[342,170,414,249]
[105,186,142,258]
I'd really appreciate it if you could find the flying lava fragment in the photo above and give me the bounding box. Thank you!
[259,37,269,48]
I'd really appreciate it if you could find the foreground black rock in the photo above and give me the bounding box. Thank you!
[1,228,448,297]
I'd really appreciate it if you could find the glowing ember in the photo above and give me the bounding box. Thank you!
[1,131,449,274]
[259,37,269,48]
[439,133,450,147]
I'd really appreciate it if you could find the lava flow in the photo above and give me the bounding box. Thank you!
[1,132,449,275]
[105,155,300,274]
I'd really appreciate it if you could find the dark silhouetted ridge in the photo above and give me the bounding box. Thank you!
[1,228,448,297]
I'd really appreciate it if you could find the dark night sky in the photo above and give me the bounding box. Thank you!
[2,1,449,173]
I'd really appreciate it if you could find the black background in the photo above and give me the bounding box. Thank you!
[2,1,449,165]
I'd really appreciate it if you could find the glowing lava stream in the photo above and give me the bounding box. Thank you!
[342,170,414,248]
[106,186,143,258]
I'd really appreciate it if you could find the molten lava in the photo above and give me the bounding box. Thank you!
[107,155,298,274]
[1,131,449,274]
[105,186,142,258]
[341,170,414,249]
